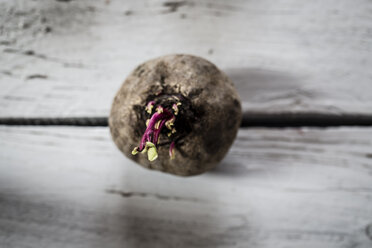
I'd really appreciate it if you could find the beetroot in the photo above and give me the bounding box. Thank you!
[109,54,241,176]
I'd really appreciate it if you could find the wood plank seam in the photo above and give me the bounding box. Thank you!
[2,113,372,127]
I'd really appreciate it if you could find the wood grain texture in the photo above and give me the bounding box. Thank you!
[1,0,372,118]
[1,126,371,248]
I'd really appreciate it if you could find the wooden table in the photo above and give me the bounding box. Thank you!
[1,1,372,247]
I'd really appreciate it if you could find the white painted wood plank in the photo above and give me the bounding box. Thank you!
[1,0,372,117]
[0,126,371,247]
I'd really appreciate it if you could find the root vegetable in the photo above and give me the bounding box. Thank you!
[109,54,241,176]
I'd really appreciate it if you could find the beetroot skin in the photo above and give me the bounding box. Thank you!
[109,54,242,176]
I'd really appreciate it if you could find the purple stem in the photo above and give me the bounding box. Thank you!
[138,107,174,151]
[169,141,175,158]
[153,119,167,145]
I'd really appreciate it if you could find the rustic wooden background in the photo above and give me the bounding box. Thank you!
[1,0,372,247]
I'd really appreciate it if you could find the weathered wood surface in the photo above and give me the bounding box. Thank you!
[1,0,372,118]
[1,126,372,247]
